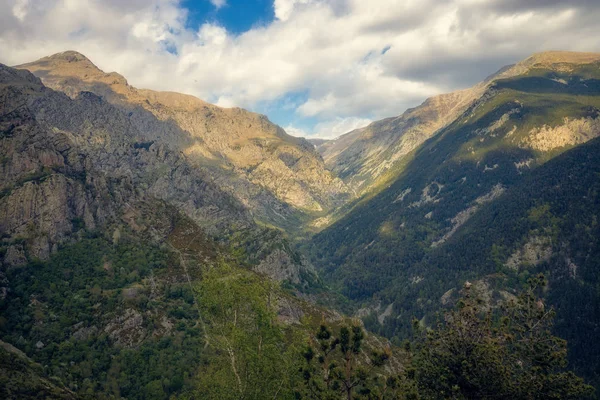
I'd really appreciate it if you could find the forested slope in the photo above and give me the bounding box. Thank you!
[307,56,600,388]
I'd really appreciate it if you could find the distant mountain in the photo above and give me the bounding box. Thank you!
[307,51,600,387]
[17,51,349,230]
[317,51,600,197]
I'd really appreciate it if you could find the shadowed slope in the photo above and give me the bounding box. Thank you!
[18,51,349,229]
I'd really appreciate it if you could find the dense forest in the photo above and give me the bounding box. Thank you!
[1,228,593,399]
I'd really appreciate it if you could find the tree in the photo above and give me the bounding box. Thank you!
[414,274,594,399]
[501,274,594,399]
[194,262,297,399]
[299,324,409,399]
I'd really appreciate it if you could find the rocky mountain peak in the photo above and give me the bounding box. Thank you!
[18,51,130,93]
[523,50,600,66]
[490,51,600,81]
[46,50,93,64]
[16,51,350,228]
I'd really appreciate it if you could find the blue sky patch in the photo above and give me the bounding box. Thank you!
[182,0,275,35]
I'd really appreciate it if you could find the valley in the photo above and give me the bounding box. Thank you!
[1,49,600,398]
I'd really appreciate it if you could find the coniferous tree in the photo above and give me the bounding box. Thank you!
[413,274,594,399]
[299,324,411,399]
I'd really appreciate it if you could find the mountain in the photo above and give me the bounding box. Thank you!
[0,62,402,399]
[17,51,349,230]
[2,48,599,397]
[306,51,600,386]
[316,51,600,197]
[317,88,479,193]
[0,61,317,284]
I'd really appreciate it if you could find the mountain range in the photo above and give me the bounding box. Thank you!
[1,50,600,397]
[18,51,350,229]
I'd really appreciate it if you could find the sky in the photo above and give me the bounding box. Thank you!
[1,0,600,139]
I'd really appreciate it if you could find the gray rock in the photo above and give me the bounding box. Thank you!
[4,245,27,267]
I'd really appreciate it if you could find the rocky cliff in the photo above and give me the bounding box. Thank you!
[0,63,314,284]
[17,52,349,229]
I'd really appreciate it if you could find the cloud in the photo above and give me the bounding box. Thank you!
[313,116,373,139]
[1,0,600,139]
[209,0,227,10]
[11,0,29,21]
[286,116,372,139]
[274,0,315,21]
[282,125,310,138]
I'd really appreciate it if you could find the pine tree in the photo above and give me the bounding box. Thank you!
[299,324,397,399]
[413,274,594,399]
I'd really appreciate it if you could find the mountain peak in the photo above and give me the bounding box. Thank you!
[46,50,93,63]
[17,50,130,92]
[522,50,600,67]
[27,50,101,71]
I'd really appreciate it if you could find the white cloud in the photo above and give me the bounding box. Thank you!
[286,116,373,139]
[283,125,310,138]
[12,0,29,21]
[210,0,227,10]
[0,0,599,139]
[313,117,373,139]
[273,0,314,21]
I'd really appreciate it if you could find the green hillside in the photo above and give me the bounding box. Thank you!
[0,216,401,399]
[307,62,600,387]
[0,63,400,399]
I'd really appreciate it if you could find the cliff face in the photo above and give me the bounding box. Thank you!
[17,52,349,228]
[0,63,313,283]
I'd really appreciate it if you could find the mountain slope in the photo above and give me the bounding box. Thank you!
[0,341,77,399]
[317,87,480,193]
[317,51,600,198]
[17,51,349,229]
[307,51,600,387]
[0,62,314,285]
[0,63,401,399]
[412,135,600,387]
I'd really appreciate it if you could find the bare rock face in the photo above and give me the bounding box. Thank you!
[505,236,553,271]
[254,248,316,284]
[17,51,350,227]
[0,62,315,286]
[71,324,99,341]
[3,245,27,267]
[0,67,97,265]
[520,117,600,152]
[276,295,305,325]
[104,308,145,347]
